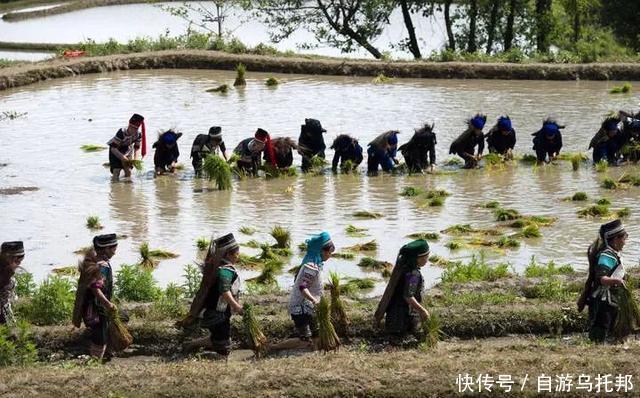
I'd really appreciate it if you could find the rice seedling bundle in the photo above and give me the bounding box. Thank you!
[242,303,267,357]
[612,283,640,339]
[610,83,632,94]
[345,224,367,237]
[332,252,356,260]
[406,232,440,241]
[616,208,631,218]
[203,154,232,190]
[618,173,640,186]
[577,204,611,218]
[340,159,355,174]
[428,197,444,207]
[86,216,103,230]
[482,153,502,165]
[595,160,608,173]
[482,201,500,209]
[248,260,283,285]
[345,240,378,252]
[400,186,423,197]
[207,84,229,93]
[328,272,349,336]
[521,224,542,238]
[442,224,474,235]
[242,240,262,249]
[80,144,106,152]
[494,208,521,221]
[357,257,390,270]
[265,77,279,86]
[316,296,340,352]
[270,225,291,248]
[519,154,537,164]
[571,192,588,201]
[238,254,263,269]
[139,242,157,269]
[52,266,78,276]
[420,312,443,349]
[239,226,256,235]
[570,153,585,171]
[129,159,144,171]
[352,210,383,219]
[343,277,376,292]
[372,73,393,84]
[597,198,611,206]
[601,177,619,190]
[495,235,520,248]
[310,155,327,174]
[107,307,133,352]
[234,63,246,86]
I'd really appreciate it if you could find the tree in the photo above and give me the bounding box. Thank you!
[503,0,518,50]
[600,0,640,50]
[485,0,501,54]
[398,0,421,59]
[163,1,250,38]
[467,0,479,52]
[535,0,553,53]
[254,0,394,59]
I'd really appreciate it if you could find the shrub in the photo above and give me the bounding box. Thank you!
[115,264,161,302]
[440,254,511,283]
[182,264,202,298]
[524,257,574,278]
[20,275,75,325]
[149,283,186,320]
[0,321,37,367]
[14,271,35,298]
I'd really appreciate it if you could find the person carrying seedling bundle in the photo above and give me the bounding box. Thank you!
[367,130,400,175]
[72,234,119,359]
[330,134,363,173]
[398,123,437,173]
[288,232,335,343]
[298,118,327,172]
[178,233,243,357]
[0,241,25,327]
[191,126,228,177]
[486,116,516,160]
[108,113,146,181]
[578,220,629,343]
[532,118,564,165]
[265,137,298,169]
[234,128,277,176]
[374,239,431,344]
[589,117,627,165]
[153,129,182,175]
[449,114,486,169]
[619,111,640,162]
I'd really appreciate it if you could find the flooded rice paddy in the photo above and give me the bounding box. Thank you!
[1,69,640,294]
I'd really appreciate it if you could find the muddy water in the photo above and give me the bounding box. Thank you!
[1,69,640,294]
[0,2,448,60]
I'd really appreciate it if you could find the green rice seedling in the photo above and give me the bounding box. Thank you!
[428,196,444,206]
[51,266,78,277]
[310,155,327,175]
[482,201,500,209]
[406,232,440,241]
[602,177,619,190]
[440,254,511,283]
[494,208,521,221]
[207,84,229,93]
[237,254,263,269]
[272,247,293,257]
[424,189,450,199]
[241,239,262,249]
[570,153,586,171]
[577,204,611,218]
[571,192,588,201]
[616,207,631,218]
[520,277,570,301]
[316,296,340,351]
[618,173,640,186]
[610,83,632,94]
[596,198,611,206]
[344,277,376,291]
[495,236,520,248]
[523,215,556,226]
[115,264,161,302]
[332,252,356,260]
[182,263,202,298]
[420,312,444,350]
[357,257,391,270]
[297,242,307,252]
[612,281,640,338]
[0,321,37,366]
[139,242,157,269]
[270,225,291,249]
[428,255,457,268]
[239,226,256,235]
[328,271,349,336]
[233,63,246,86]
[258,244,279,261]
[80,144,106,152]
[129,159,144,171]
[442,224,474,235]
[445,240,463,250]
[106,307,133,352]
[242,303,267,357]
[149,283,187,320]
[340,159,356,174]
[247,260,283,285]
[482,153,502,166]
[265,77,279,86]
[147,247,179,259]
[595,160,608,173]
[288,264,301,276]
[196,237,210,251]
[521,224,542,238]
[519,154,538,164]
[345,224,368,237]
[381,267,392,278]
[400,186,423,197]
[372,73,393,84]
[85,216,103,230]
[444,157,463,166]
[203,154,232,190]
[345,240,377,252]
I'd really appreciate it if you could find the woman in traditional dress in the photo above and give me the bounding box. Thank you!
[0,241,25,327]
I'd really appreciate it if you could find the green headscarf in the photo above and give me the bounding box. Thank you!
[398,239,430,270]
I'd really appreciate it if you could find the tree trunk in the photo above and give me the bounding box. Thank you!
[485,0,500,54]
[535,0,552,53]
[504,0,516,51]
[444,0,456,51]
[571,0,580,43]
[399,0,421,59]
[467,0,478,53]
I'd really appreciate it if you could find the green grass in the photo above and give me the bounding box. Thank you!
[181,263,202,298]
[610,82,632,94]
[521,277,571,301]
[85,215,103,230]
[114,264,161,302]
[80,144,107,152]
[577,204,611,218]
[440,254,511,283]
[524,257,574,278]
[435,289,518,307]
[16,275,75,326]
[14,272,35,297]
[149,283,187,320]
[595,160,608,173]
[0,321,37,367]
[601,177,619,190]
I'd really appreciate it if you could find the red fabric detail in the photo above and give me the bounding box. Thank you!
[141,120,147,158]
[63,50,85,58]
[264,135,278,168]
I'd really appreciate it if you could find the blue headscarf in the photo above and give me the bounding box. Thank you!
[387,132,398,145]
[162,131,177,145]
[498,117,512,131]
[471,116,486,130]
[301,231,332,269]
[542,122,560,137]
[604,120,618,132]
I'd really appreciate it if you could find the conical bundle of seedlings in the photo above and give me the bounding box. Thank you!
[613,281,640,339]
[202,154,232,190]
[139,242,157,269]
[270,225,291,249]
[328,271,350,337]
[234,63,247,86]
[316,295,340,352]
[242,303,267,357]
[420,311,444,349]
[107,307,133,352]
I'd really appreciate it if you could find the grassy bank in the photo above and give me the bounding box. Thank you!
[3,336,639,397]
